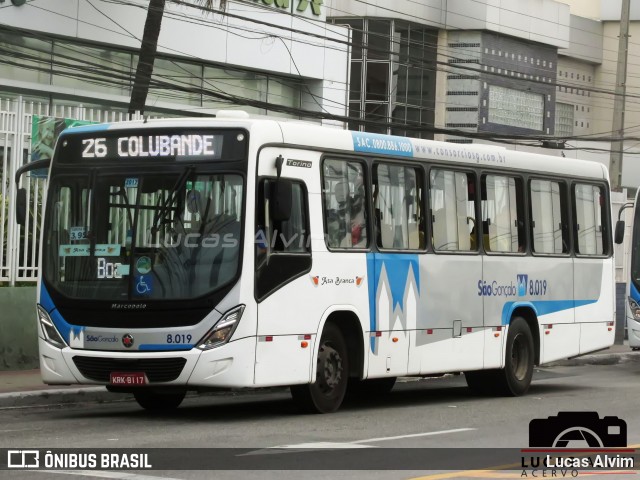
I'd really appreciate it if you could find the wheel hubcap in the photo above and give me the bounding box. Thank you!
[317,343,343,395]
[511,333,529,381]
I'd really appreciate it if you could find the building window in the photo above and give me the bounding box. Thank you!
[336,18,437,138]
[555,102,574,137]
[488,85,544,130]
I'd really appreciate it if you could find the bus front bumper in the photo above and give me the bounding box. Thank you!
[39,336,257,388]
[627,316,640,347]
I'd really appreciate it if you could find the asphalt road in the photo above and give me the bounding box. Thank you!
[2,357,640,479]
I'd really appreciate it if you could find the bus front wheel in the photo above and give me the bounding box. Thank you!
[291,323,349,413]
[133,389,186,411]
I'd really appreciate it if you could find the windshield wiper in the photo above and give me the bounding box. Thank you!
[150,166,194,236]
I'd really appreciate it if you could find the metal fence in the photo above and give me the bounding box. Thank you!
[0,96,149,285]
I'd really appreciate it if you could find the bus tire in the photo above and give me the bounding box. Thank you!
[133,389,186,411]
[464,370,497,395]
[498,316,534,396]
[348,377,396,398]
[290,323,349,413]
[465,318,534,396]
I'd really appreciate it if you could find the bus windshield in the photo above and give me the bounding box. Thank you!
[43,170,243,301]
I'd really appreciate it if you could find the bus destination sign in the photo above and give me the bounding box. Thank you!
[80,134,223,159]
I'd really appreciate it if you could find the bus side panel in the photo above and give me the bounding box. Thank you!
[540,321,580,363]
[574,258,612,324]
[415,328,485,374]
[483,255,579,364]
[576,257,615,354]
[483,325,505,369]
[411,255,484,374]
[254,334,313,387]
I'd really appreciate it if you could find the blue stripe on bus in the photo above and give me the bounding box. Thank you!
[138,344,193,351]
[40,284,81,344]
[366,253,420,352]
[501,299,598,325]
[630,282,640,303]
[352,132,413,157]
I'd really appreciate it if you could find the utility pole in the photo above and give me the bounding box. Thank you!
[609,0,631,191]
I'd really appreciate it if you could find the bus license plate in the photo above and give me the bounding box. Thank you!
[110,372,147,385]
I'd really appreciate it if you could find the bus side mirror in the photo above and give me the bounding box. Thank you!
[270,179,292,222]
[16,188,27,226]
[615,220,625,244]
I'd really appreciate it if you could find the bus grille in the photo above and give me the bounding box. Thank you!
[72,356,187,383]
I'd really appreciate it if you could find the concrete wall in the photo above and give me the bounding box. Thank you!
[328,0,571,49]
[0,287,38,371]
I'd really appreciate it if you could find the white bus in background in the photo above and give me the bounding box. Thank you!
[616,192,640,350]
[15,115,615,413]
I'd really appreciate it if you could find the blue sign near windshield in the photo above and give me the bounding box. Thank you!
[352,132,413,157]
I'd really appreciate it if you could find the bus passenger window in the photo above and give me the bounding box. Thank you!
[481,175,524,253]
[374,163,424,250]
[323,159,368,249]
[530,179,568,254]
[574,183,607,255]
[430,169,476,252]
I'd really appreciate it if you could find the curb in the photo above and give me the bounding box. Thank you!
[547,350,639,367]
[0,387,130,409]
[0,385,290,410]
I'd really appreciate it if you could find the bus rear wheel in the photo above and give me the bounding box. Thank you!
[291,323,349,413]
[133,389,186,411]
[465,317,534,396]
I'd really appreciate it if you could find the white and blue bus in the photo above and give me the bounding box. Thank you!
[16,115,615,413]
[616,192,640,349]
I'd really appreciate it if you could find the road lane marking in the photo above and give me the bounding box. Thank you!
[248,427,477,454]
[354,428,476,444]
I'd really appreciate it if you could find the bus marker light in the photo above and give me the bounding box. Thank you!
[494,333,500,338]
[547,324,553,329]
[392,337,398,343]
[265,336,273,342]
[607,321,614,326]
[304,334,312,340]
[466,327,472,333]
[301,341,309,348]
[545,330,550,335]
[496,326,502,331]
[375,331,382,337]
[426,329,433,335]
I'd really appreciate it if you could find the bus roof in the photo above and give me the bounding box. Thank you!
[62,116,608,182]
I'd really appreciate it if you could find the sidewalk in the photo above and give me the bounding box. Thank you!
[0,343,636,408]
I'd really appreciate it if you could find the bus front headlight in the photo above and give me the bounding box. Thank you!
[197,305,245,350]
[37,305,67,349]
[629,297,640,321]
